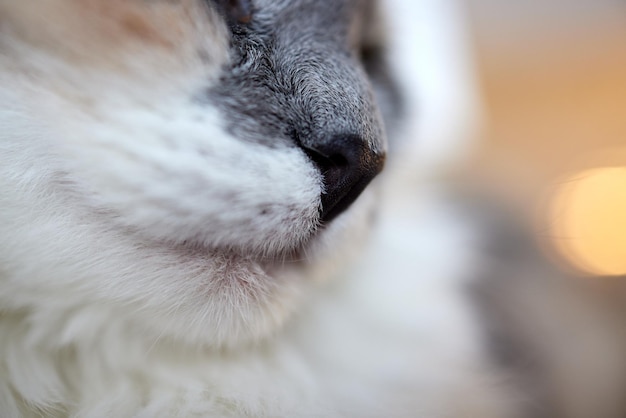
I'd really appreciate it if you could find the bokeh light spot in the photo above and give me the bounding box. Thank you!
[549,167,626,276]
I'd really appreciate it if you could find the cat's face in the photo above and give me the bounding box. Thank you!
[0,0,397,346]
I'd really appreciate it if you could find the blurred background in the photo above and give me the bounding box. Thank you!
[463,0,626,278]
[449,1,626,417]
[394,1,626,416]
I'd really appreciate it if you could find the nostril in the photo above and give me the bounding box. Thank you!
[298,134,385,223]
[305,151,348,190]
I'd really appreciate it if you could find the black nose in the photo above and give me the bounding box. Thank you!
[300,135,385,223]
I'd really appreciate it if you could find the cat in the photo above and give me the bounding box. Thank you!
[0,1,511,416]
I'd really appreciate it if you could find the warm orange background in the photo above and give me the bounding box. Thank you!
[464,0,626,275]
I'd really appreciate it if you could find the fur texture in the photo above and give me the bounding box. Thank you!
[1,1,508,416]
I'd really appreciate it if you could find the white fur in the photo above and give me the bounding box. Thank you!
[0,1,510,417]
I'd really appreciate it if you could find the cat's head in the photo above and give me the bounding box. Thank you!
[0,0,400,346]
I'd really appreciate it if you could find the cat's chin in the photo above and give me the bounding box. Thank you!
[139,191,378,348]
[124,236,321,348]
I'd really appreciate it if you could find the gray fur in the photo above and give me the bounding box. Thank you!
[203,0,393,154]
